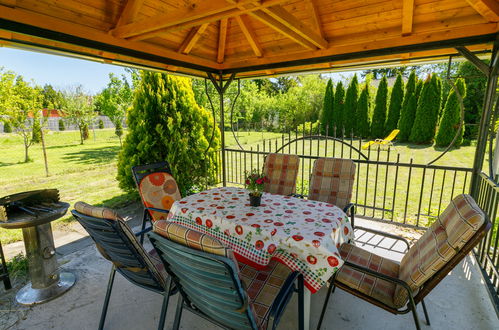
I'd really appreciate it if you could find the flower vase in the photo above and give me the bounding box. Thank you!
[249,193,261,207]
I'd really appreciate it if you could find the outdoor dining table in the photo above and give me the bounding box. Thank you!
[166,186,354,329]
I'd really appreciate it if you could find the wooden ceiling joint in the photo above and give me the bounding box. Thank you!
[235,15,263,57]
[178,23,209,54]
[114,0,145,28]
[465,0,499,22]
[402,0,415,36]
[218,18,229,63]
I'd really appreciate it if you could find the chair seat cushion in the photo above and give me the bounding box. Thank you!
[238,259,293,327]
[335,243,400,308]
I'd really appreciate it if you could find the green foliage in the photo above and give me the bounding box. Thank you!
[98,119,104,129]
[332,81,345,132]
[115,120,123,138]
[41,84,64,109]
[435,79,467,147]
[415,79,423,100]
[356,82,371,138]
[7,253,29,279]
[297,121,320,134]
[58,119,65,131]
[398,71,417,141]
[344,74,359,135]
[32,118,42,143]
[3,121,12,133]
[410,75,442,143]
[385,73,404,135]
[117,71,220,196]
[61,85,95,145]
[320,79,334,135]
[371,75,388,138]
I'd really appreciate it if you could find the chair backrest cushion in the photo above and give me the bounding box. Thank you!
[138,172,181,222]
[263,153,300,195]
[394,194,485,307]
[308,158,356,209]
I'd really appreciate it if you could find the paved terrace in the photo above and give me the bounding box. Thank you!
[1,207,497,330]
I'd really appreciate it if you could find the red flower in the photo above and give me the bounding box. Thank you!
[267,244,276,254]
[292,235,303,241]
[235,225,243,235]
[312,240,321,248]
[255,240,264,250]
[256,178,263,185]
[245,179,250,185]
[205,219,213,228]
[307,255,317,265]
[327,256,339,267]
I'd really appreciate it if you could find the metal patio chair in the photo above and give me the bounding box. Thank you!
[148,220,305,330]
[132,161,181,243]
[317,194,491,330]
[0,241,11,290]
[262,153,300,196]
[308,158,356,227]
[71,202,176,330]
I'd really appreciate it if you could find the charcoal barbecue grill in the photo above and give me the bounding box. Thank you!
[0,189,75,305]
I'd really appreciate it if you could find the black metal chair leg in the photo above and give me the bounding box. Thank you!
[0,241,11,290]
[158,278,172,330]
[317,281,336,330]
[409,297,421,330]
[99,266,117,330]
[298,275,304,330]
[172,294,184,330]
[421,299,430,325]
[139,209,149,244]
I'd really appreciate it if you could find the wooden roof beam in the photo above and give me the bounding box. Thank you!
[402,0,414,35]
[178,23,209,54]
[307,0,325,39]
[465,0,499,22]
[114,0,145,28]
[235,15,263,57]
[218,18,228,63]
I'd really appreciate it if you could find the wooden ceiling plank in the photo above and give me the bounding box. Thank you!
[115,0,145,28]
[307,0,325,39]
[218,18,228,63]
[178,23,209,54]
[465,0,499,22]
[402,0,414,35]
[235,15,263,57]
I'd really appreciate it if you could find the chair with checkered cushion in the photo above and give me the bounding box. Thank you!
[308,157,356,226]
[132,161,181,243]
[149,220,304,330]
[263,153,300,196]
[71,202,176,330]
[317,194,490,330]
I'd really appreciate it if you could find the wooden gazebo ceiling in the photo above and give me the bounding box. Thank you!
[0,0,498,79]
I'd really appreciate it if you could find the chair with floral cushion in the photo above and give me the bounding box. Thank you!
[148,220,305,330]
[308,158,356,226]
[132,161,181,243]
[317,194,491,330]
[262,153,300,196]
[71,202,176,330]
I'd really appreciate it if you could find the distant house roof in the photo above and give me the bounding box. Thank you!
[27,109,63,118]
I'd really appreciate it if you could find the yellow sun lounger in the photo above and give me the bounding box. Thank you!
[362,129,400,150]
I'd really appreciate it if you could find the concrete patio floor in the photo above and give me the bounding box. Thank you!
[1,215,497,330]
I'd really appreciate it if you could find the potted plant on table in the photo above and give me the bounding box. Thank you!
[244,169,268,207]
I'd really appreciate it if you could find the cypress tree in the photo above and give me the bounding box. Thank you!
[3,121,12,133]
[385,73,404,135]
[398,70,417,141]
[320,79,334,135]
[58,119,65,131]
[435,79,467,147]
[356,82,371,138]
[332,81,345,134]
[415,79,423,101]
[371,75,388,138]
[344,74,359,136]
[410,74,442,143]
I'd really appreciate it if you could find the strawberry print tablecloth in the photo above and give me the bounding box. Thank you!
[167,186,354,293]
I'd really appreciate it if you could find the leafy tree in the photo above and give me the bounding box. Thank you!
[58,119,65,131]
[435,79,467,147]
[410,75,442,143]
[356,81,371,138]
[398,71,417,141]
[320,79,334,135]
[371,75,388,138]
[385,72,404,135]
[415,79,423,100]
[3,122,12,133]
[41,84,64,109]
[332,81,345,133]
[344,74,359,135]
[61,85,95,144]
[117,71,220,195]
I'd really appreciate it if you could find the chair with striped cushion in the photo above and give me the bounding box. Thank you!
[308,158,356,226]
[317,194,491,330]
[262,153,300,196]
[71,202,176,330]
[148,220,304,330]
[132,161,182,243]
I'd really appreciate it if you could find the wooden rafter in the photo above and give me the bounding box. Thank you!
[178,23,209,54]
[465,0,499,22]
[114,0,144,28]
[306,0,324,39]
[235,15,262,57]
[402,0,415,35]
[218,18,229,63]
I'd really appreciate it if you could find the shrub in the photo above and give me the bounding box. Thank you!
[371,75,388,138]
[398,71,417,141]
[3,121,12,133]
[320,79,334,135]
[435,78,467,147]
[58,119,65,131]
[31,119,41,143]
[356,83,371,138]
[98,119,104,129]
[332,81,345,134]
[297,121,320,134]
[385,72,404,135]
[117,71,220,196]
[410,75,442,144]
[344,74,359,135]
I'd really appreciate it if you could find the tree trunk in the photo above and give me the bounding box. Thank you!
[79,126,84,145]
[24,143,29,163]
[41,128,49,177]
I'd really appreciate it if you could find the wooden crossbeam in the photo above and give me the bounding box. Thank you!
[307,0,325,39]
[402,0,415,35]
[115,0,145,28]
[218,18,229,63]
[235,15,262,57]
[178,23,209,54]
[465,0,499,22]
